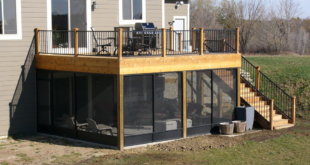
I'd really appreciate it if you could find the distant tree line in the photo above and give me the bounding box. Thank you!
[190,0,310,55]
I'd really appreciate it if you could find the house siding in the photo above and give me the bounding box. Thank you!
[0,0,46,136]
[0,0,189,137]
[165,1,189,30]
[146,0,162,28]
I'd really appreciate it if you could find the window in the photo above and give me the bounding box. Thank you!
[119,0,145,25]
[0,0,21,40]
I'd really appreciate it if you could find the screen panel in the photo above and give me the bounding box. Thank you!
[124,75,153,136]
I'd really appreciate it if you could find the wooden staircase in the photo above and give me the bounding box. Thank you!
[240,80,294,130]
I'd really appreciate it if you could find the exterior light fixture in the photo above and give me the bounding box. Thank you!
[168,20,175,26]
[175,1,184,9]
[92,1,98,11]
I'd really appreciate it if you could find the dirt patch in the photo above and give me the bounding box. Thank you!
[247,133,282,142]
[0,136,120,164]
[148,135,245,152]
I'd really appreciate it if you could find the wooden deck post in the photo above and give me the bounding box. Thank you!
[170,27,173,51]
[118,28,123,59]
[219,88,223,118]
[270,99,274,130]
[256,66,260,90]
[192,28,196,52]
[292,97,296,125]
[74,28,79,57]
[162,28,166,57]
[199,28,204,55]
[222,38,226,52]
[35,28,40,55]
[178,33,182,52]
[236,27,240,53]
[117,75,124,151]
[237,67,241,106]
[183,71,187,139]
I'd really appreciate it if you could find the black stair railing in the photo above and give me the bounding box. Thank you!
[241,56,293,121]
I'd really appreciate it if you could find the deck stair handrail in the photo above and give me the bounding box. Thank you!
[241,56,295,123]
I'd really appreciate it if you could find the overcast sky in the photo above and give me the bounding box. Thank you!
[296,0,310,18]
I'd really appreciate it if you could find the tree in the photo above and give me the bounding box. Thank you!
[190,0,222,29]
[217,0,265,53]
[269,0,302,52]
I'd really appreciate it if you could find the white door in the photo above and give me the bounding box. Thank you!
[49,0,91,53]
[174,19,184,51]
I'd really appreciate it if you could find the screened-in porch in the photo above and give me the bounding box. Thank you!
[36,68,237,148]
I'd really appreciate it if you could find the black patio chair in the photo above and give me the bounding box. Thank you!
[91,27,112,56]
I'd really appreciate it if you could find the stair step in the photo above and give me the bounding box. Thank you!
[255,105,270,110]
[240,83,246,88]
[241,93,256,97]
[261,114,282,120]
[242,96,261,102]
[274,124,294,130]
[273,119,289,126]
[241,88,251,92]
[248,101,268,106]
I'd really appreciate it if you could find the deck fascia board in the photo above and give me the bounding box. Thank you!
[35,53,241,75]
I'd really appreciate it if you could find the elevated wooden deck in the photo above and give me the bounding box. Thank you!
[35,27,241,74]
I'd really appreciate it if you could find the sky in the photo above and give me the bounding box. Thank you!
[296,0,310,19]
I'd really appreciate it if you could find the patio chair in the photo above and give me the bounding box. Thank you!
[64,116,88,130]
[138,27,158,55]
[91,27,112,56]
[86,118,113,136]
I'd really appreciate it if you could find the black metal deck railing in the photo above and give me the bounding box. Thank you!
[259,71,293,119]
[204,29,237,53]
[241,56,293,121]
[37,28,238,57]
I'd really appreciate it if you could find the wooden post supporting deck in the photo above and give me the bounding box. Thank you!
[222,38,226,52]
[292,97,296,125]
[183,71,187,138]
[35,28,40,54]
[118,28,123,59]
[236,27,240,53]
[170,27,174,51]
[199,28,204,55]
[192,28,196,52]
[237,67,241,106]
[74,28,79,57]
[256,66,260,90]
[179,33,182,52]
[162,28,166,57]
[117,75,124,151]
[270,99,274,130]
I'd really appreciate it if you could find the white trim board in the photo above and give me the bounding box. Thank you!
[162,0,165,28]
[118,0,146,25]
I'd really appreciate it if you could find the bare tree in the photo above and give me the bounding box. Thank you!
[190,0,222,29]
[269,0,302,52]
[217,0,265,53]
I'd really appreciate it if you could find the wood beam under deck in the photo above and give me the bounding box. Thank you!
[36,53,241,75]
[35,54,120,74]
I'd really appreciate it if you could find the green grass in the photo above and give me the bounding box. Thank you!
[15,153,34,163]
[87,134,310,165]
[244,55,310,118]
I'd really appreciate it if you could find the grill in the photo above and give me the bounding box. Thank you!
[135,23,156,31]
[134,23,157,49]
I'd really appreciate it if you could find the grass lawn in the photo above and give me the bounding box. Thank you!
[84,130,310,165]
[244,55,310,118]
